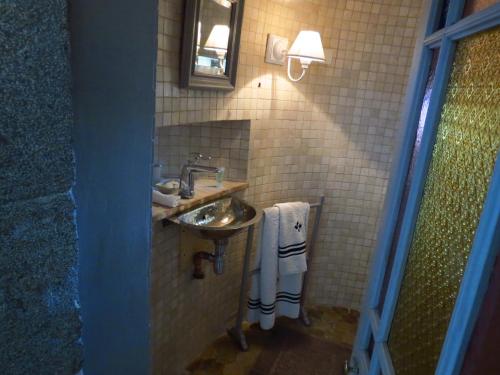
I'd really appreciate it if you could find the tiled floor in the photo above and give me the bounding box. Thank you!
[186,306,359,375]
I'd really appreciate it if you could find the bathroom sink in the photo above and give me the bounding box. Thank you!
[171,196,262,241]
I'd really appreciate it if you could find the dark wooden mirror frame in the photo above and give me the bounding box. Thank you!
[180,0,244,91]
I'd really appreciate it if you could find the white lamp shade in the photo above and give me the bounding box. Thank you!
[197,21,202,46]
[205,25,230,52]
[212,0,232,8]
[287,31,325,63]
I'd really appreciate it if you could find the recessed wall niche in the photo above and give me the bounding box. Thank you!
[156,120,250,181]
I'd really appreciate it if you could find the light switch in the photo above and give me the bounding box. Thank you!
[265,34,289,65]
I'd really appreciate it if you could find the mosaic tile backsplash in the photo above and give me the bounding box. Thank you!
[153,0,423,373]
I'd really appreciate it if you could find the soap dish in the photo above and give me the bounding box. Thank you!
[155,178,180,195]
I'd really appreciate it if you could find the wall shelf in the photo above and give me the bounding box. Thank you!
[152,178,249,221]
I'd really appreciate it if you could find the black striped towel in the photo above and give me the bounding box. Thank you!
[276,202,310,275]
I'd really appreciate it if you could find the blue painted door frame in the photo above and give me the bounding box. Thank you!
[71,0,158,373]
[352,2,500,374]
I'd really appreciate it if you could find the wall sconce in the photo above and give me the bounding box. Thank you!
[287,31,325,82]
[265,31,325,82]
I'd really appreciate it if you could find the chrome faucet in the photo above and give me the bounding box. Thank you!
[179,153,221,199]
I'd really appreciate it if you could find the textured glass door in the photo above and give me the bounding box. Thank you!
[351,2,500,374]
[388,26,500,375]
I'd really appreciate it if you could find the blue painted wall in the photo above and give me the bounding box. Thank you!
[0,1,82,373]
[70,0,157,373]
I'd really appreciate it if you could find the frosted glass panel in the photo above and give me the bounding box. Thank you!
[388,27,500,375]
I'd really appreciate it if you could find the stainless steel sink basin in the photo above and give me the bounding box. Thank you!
[170,196,261,277]
[171,196,262,241]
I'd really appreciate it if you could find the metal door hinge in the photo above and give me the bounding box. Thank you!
[344,359,359,375]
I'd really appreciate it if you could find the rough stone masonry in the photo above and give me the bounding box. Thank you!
[0,1,82,373]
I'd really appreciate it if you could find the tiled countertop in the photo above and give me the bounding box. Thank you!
[152,178,249,222]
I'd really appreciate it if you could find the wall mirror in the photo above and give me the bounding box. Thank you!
[180,0,244,90]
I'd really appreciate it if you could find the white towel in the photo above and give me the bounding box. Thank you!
[152,189,181,207]
[247,204,307,330]
[276,202,309,275]
[248,207,279,329]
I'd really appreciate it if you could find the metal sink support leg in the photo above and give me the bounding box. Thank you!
[299,195,324,326]
[213,239,227,274]
[227,224,255,351]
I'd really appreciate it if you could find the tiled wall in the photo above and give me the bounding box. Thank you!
[153,0,423,373]
[152,219,251,375]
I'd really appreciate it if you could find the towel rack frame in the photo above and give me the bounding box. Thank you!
[228,195,326,351]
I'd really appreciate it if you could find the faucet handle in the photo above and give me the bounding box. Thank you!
[190,152,212,163]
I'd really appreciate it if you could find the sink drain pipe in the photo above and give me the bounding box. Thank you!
[193,239,229,278]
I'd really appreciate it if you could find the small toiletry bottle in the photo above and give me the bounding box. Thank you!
[153,163,163,184]
[216,167,225,188]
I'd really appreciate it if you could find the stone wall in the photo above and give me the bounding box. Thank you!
[0,1,82,374]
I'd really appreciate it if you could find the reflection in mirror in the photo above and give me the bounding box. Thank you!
[180,0,243,90]
[195,0,232,77]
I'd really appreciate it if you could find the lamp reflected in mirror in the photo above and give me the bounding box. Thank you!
[193,0,232,77]
[181,0,244,90]
[203,25,230,74]
[212,0,232,8]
